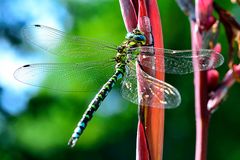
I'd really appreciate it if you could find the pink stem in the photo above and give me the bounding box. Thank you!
[119,0,138,32]
[192,0,214,159]
[191,21,210,160]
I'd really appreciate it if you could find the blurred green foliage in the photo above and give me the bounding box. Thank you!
[0,0,240,160]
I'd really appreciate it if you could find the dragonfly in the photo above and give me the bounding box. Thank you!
[14,25,224,147]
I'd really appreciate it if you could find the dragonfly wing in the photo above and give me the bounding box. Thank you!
[14,61,115,92]
[133,47,224,74]
[121,62,181,108]
[121,63,138,105]
[22,25,117,61]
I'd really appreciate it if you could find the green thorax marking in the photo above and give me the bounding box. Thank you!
[115,29,146,64]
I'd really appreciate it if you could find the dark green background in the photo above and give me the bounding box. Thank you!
[0,0,239,160]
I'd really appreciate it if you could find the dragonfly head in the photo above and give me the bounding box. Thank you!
[125,29,146,46]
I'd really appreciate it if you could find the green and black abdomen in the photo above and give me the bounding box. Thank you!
[68,65,125,147]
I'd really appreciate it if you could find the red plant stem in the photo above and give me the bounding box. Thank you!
[119,0,138,32]
[192,0,214,159]
[191,21,210,160]
[137,1,165,160]
[119,0,165,159]
[137,2,152,160]
[142,1,165,160]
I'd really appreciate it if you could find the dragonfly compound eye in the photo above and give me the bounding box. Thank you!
[133,35,146,45]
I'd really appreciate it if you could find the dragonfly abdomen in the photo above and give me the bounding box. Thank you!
[68,65,125,147]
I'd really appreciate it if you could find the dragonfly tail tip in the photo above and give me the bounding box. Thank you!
[68,137,78,148]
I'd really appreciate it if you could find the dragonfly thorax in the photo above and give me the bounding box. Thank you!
[115,29,147,64]
[115,52,127,64]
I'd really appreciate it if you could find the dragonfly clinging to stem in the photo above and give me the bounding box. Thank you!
[14,25,224,147]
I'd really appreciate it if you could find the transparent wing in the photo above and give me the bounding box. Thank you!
[131,47,224,74]
[22,25,117,61]
[121,61,181,108]
[14,61,115,92]
[121,63,138,105]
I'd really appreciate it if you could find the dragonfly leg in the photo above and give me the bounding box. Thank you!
[68,67,125,147]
